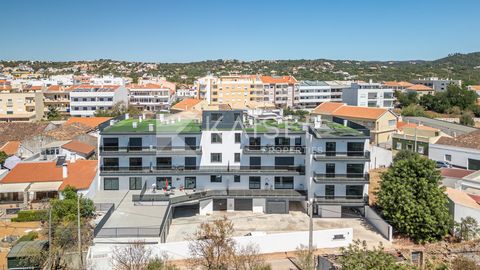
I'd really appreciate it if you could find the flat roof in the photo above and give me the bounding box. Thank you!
[244,120,305,133]
[310,121,367,138]
[102,118,202,133]
[402,117,477,136]
[7,240,48,258]
[299,80,329,86]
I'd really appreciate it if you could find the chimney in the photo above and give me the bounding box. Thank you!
[62,163,68,178]
[139,115,143,123]
[70,153,77,163]
[132,122,138,128]
[148,123,154,132]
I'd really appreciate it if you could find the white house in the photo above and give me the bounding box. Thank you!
[429,130,480,170]
[69,85,128,117]
[446,187,480,225]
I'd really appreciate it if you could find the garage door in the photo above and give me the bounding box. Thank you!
[173,204,199,218]
[213,199,227,211]
[234,199,252,211]
[266,200,288,214]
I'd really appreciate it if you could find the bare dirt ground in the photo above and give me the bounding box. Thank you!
[368,168,387,205]
[0,221,43,269]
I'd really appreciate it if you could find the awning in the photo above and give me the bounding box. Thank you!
[0,183,30,193]
[28,182,62,192]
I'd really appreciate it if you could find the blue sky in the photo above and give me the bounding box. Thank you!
[1,0,479,62]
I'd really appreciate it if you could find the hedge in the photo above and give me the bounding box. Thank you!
[17,231,39,242]
[11,210,48,222]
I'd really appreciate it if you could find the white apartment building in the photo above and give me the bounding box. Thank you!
[342,82,395,108]
[411,77,462,92]
[128,84,172,112]
[90,75,127,86]
[97,110,370,223]
[69,85,128,117]
[297,81,343,109]
[175,87,197,99]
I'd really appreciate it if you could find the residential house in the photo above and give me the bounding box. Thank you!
[446,188,480,226]
[392,121,445,156]
[128,84,173,112]
[411,77,462,92]
[405,84,434,97]
[401,116,477,137]
[69,85,128,117]
[42,85,71,117]
[0,91,44,122]
[261,76,298,108]
[429,130,480,170]
[311,102,398,145]
[342,81,395,109]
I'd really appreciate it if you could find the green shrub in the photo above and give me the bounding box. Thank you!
[11,210,48,222]
[17,231,39,242]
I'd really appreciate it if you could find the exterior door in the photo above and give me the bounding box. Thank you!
[266,200,288,214]
[156,177,172,190]
[326,163,335,178]
[326,142,336,156]
[184,177,196,189]
[325,185,335,199]
[213,199,227,211]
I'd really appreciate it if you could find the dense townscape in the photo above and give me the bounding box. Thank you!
[0,52,480,270]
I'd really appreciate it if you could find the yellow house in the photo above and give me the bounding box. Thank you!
[0,91,44,122]
[311,102,398,145]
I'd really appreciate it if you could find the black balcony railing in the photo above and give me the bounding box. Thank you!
[314,195,368,204]
[244,145,305,154]
[100,165,305,174]
[100,146,202,153]
[313,151,370,159]
[313,173,369,182]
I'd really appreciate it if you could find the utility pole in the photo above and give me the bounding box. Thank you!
[77,194,83,269]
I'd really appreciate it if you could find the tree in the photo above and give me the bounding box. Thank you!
[188,216,271,270]
[294,245,315,270]
[50,186,95,223]
[396,91,418,108]
[460,111,475,126]
[401,104,426,117]
[111,241,152,270]
[0,150,9,165]
[393,149,417,163]
[46,106,61,120]
[94,101,141,117]
[376,153,451,243]
[338,240,412,270]
[454,216,480,241]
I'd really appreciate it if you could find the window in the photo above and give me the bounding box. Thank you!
[210,175,222,183]
[234,175,241,183]
[396,142,402,150]
[185,157,196,169]
[275,137,290,146]
[417,146,424,154]
[156,157,172,169]
[210,113,222,121]
[388,120,396,126]
[295,137,302,146]
[129,157,142,171]
[325,142,336,156]
[103,137,119,151]
[211,153,222,163]
[234,113,241,121]
[275,176,294,189]
[104,178,119,190]
[326,163,336,178]
[211,133,222,143]
[249,176,261,189]
[185,137,197,150]
[234,153,241,163]
[185,177,196,189]
[129,177,142,190]
[103,158,119,171]
[274,156,294,169]
[325,185,335,199]
[156,177,172,189]
[445,154,452,162]
[235,133,241,143]
[128,138,142,151]
[347,142,364,156]
[250,156,261,169]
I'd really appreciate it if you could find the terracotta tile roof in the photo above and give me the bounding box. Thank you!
[469,85,480,91]
[440,168,476,179]
[406,84,433,91]
[44,123,92,141]
[397,121,439,132]
[383,81,414,87]
[435,130,480,150]
[312,102,346,115]
[446,187,480,209]
[127,83,164,89]
[171,98,202,111]
[334,106,388,120]
[59,160,97,190]
[65,117,112,129]
[27,86,42,91]
[0,122,51,146]
[1,160,97,191]
[61,140,95,156]
[0,141,20,156]
[46,85,65,91]
[261,76,297,84]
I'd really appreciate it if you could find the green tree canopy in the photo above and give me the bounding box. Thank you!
[377,153,451,243]
[0,151,9,165]
[50,186,95,223]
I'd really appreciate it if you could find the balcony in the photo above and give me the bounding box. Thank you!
[314,195,368,205]
[313,151,370,161]
[244,145,305,155]
[100,165,305,175]
[99,146,202,155]
[313,173,369,184]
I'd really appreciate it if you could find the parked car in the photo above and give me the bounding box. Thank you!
[436,161,452,168]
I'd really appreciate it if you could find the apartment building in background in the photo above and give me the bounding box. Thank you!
[382,81,414,92]
[411,77,462,92]
[342,81,395,109]
[297,81,348,109]
[42,85,71,116]
[97,110,369,218]
[128,84,173,112]
[69,85,128,117]
[0,91,44,122]
[261,76,298,108]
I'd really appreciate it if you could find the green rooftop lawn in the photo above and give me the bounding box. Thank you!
[103,118,201,133]
[244,119,304,133]
[324,122,364,136]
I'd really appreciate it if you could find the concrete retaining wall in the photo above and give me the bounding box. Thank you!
[365,206,392,241]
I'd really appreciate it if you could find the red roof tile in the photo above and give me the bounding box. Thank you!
[171,98,202,111]
[440,168,476,179]
[61,140,95,156]
[0,141,20,156]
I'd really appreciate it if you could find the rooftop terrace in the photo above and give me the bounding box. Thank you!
[311,121,367,138]
[244,119,305,133]
[102,118,202,133]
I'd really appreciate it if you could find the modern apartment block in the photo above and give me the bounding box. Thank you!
[297,81,343,109]
[261,76,298,108]
[0,91,44,122]
[411,77,462,92]
[42,85,71,116]
[97,110,369,217]
[69,85,128,117]
[342,82,395,108]
[128,84,172,112]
